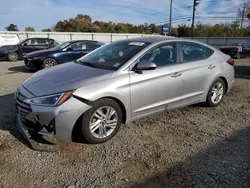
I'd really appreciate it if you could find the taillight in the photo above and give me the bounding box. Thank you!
[226,58,234,66]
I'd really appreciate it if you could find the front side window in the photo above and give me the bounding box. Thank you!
[52,41,71,51]
[140,43,177,67]
[77,41,150,70]
[181,43,213,62]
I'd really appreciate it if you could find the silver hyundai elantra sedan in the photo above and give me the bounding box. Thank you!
[15,37,234,144]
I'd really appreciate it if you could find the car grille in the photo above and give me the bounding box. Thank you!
[15,91,32,121]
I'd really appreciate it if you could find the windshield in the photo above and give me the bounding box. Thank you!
[52,41,71,51]
[77,40,150,70]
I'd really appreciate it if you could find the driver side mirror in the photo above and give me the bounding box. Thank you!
[66,47,73,52]
[22,43,27,46]
[134,60,157,72]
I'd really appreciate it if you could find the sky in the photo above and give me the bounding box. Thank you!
[0,0,246,31]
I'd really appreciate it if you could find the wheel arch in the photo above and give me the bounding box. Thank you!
[71,96,128,142]
[218,76,228,94]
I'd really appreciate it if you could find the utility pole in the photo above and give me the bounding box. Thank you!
[191,0,197,38]
[240,3,246,29]
[169,0,173,35]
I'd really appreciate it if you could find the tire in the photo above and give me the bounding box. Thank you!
[234,52,241,59]
[205,78,226,107]
[81,98,122,144]
[42,58,58,69]
[8,52,19,61]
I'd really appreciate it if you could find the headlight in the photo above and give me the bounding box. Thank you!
[14,87,20,99]
[24,91,73,106]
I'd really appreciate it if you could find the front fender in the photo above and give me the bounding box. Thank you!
[73,73,131,122]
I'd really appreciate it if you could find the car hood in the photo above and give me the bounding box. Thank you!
[24,49,55,57]
[22,62,114,96]
[0,45,18,52]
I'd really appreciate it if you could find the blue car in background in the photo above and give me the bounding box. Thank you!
[23,40,105,70]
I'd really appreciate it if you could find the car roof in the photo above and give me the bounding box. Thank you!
[69,40,103,44]
[120,37,217,50]
[119,36,203,44]
[123,37,173,43]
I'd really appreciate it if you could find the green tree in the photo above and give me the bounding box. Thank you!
[54,14,92,32]
[25,26,35,32]
[230,21,240,29]
[5,24,19,31]
[177,25,191,37]
[42,28,52,32]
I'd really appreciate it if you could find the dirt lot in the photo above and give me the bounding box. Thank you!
[0,60,250,188]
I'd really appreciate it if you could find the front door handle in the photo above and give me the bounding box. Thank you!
[171,72,182,78]
[208,65,216,69]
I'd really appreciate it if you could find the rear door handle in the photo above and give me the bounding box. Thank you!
[171,72,182,78]
[208,65,216,69]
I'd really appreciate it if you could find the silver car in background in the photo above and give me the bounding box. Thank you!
[15,37,235,144]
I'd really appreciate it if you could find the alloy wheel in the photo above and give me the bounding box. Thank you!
[44,59,57,68]
[211,82,224,104]
[89,106,118,139]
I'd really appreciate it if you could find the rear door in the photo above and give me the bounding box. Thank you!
[33,38,50,51]
[178,42,217,105]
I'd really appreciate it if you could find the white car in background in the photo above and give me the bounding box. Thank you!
[0,34,20,47]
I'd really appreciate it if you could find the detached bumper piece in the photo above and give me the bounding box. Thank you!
[16,115,61,152]
[15,91,61,152]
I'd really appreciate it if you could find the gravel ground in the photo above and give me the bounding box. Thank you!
[0,60,249,188]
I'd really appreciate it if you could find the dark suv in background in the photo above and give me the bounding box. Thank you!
[0,38,58,61]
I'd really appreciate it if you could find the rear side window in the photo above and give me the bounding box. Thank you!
[181,43,214,62]
[87,42,101,50]
[37,38,48,45]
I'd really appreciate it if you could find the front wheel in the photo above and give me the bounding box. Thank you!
[81,98,122,144]
[8,52,19,61]
[205,78,226,107]
[42,58,58,69]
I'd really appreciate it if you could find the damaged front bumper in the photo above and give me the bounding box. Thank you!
[15,85,92,143]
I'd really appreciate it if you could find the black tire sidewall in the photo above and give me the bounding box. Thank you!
[8,52,19,61]
[234,52,241,59]
[81,98,122,144]
[42,58,57,69]
[206,78,226,107]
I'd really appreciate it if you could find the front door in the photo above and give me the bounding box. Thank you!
[129,43,185,119]
[60,41,89,63]
[19,39,36,56]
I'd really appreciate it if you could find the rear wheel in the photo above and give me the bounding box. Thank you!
[81,98,122,144]
[8,52,19,61]
[234,52,241,59]
[42,58,57,69]
[205,78,226,107]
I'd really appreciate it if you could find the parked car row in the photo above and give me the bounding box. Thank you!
[14,37,235,145]
[23,40,105,69]
[0,37,105,70]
